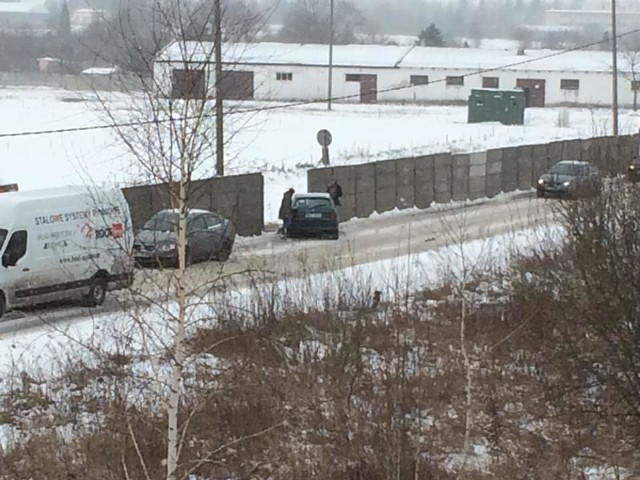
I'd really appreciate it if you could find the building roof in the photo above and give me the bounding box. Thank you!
[0,0,48,14]
[157,41,634,74]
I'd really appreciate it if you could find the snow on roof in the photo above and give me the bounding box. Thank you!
[0,0,47,14]
[158,42,414,68]
[157,41,632,74]
[81,67,118,75]
[294,193,332,199]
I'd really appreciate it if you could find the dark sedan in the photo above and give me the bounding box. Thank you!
[536,160,602,199]
[287,193,339,239]
[134,209,235,267]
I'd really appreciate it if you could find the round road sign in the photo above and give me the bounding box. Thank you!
[317,129,333,147]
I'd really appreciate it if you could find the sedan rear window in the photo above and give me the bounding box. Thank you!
[294,198,333,210]
[143,212,178,231]
[550,163,585,176]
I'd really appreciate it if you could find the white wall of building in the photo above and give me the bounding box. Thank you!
[155,59,639,108]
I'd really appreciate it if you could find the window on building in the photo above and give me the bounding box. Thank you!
[482,77,499,88]
[171,69,206,99]
[632,80,640,91]
[560,79,580,90]
[345,74,362,82]
[410,75,429,86]
[446,76,464,86]
[276,72,293,81]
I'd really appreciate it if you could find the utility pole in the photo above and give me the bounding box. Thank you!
[214,0,224,175]
[327,0,334,111]
[611,0,619,136]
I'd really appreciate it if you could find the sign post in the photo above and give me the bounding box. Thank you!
[317,129,333,166]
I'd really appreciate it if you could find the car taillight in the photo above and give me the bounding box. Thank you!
[324,211,337,220]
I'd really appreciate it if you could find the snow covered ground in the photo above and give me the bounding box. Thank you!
[0,87,638,223]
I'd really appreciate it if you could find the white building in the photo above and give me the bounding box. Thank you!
[70,8,107,32]
[0,0,49,32]
[154,41,640,108]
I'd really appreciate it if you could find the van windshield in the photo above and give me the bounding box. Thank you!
[0,229,7,250]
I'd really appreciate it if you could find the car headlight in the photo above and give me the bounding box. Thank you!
[537,178,545,185]
[562,181,571,187]
[630,165,636,170]
[158,243,176,252]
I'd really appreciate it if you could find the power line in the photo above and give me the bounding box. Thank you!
[1,27,639,140]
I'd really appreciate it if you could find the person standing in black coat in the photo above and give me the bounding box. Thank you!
[278,188,295,236]
[327,180,342,206]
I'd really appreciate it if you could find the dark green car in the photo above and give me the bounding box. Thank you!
[287,193,339,239]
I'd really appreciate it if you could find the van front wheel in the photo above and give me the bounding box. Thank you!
[85,277,107,307]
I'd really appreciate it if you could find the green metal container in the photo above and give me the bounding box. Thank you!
[468,88,526,125]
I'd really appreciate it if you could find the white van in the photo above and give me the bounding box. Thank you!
[0,186,133,317]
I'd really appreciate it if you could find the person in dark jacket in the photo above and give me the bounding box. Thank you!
[327,180,342,206]
[277,188,295,236]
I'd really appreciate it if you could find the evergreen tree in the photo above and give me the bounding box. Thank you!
[418,23,445,47]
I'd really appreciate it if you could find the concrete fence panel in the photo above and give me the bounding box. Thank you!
[580,138,599,168]
[375,160,397,213]
[617,134,637,169]
[547,141,564,164]
[122,185,153,232]
[532,144,548,181]
[562,139,582,160]
[468,152,487,200]
[516,145,534,190]
[308,165,356,222]
[396,158,416,209]
[414,155,435,208]
[307,167,333,193]
[434,153,453,203]
[501,146,519,193]
[485,149,503,198]
[355,162,376,218]
[122,173,264,236]
[333,166,357,221]
[452,154,470,201]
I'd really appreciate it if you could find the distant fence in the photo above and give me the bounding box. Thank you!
[0,72,144,92]
[308,134,639,222]
[122,173,264,236]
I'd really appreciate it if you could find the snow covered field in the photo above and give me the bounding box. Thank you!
[0,87,637,222]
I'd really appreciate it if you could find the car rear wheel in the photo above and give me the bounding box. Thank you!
[85,277,107,307]
[0,293,6,319]
[329,230,339,240]
[536,190,545,199]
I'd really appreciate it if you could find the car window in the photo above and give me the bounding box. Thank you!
[550,163,581,176]
[188,216,208,232]
[0,229,7,251]
[205,215,222,228]
[294,198,333,210]
[143,212,177,231]
[4,230,27,265]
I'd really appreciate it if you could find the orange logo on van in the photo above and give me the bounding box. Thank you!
[112,223,124,239]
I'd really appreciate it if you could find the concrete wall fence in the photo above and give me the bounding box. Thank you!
[122,173,264,236]
[308,134,638,223]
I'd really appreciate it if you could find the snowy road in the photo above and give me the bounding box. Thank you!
[0,191,555,336]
